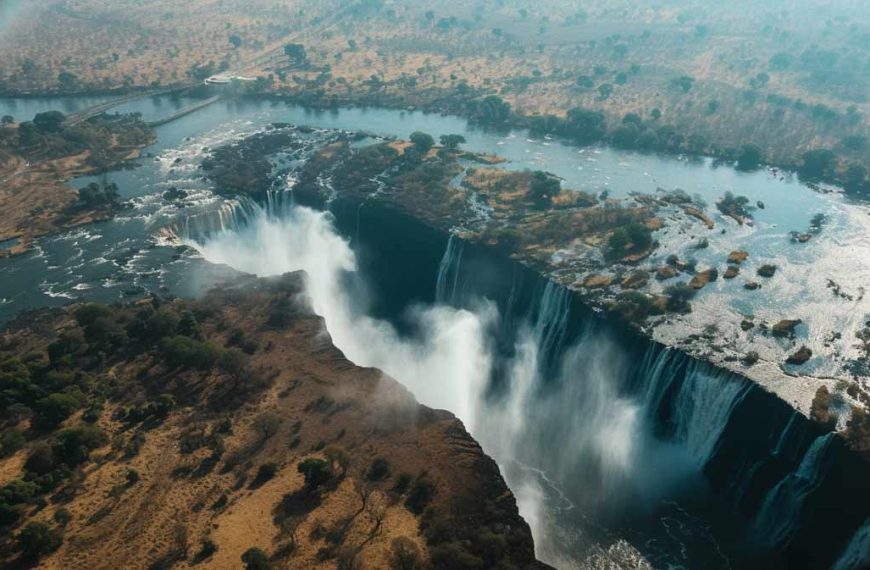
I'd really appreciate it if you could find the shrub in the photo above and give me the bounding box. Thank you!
[737,144,763,170]
[161,336,221,370]
[196,539,218,561]
[252,411,281,441]
[34,393,82,431]
[0,428,26,458]
[0,502,23,527]
[663,283,696,313]
[409,131,435,153]
[17,522,62,560]
[366,457,390,482]
[404,479,435,515]
[54,508,72,526]
[607,222,652,259]
[297,458,330,490]
[253,462,279,486]
[126,468,140,486]
[52,425,105,467]
[176,311,202,339]
[241,547,272,570]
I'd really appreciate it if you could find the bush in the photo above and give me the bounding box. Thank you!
[0,428,26,458]
[404,479,436,515]
[297,458,330,490]
[0,479,40,505]
[737,144,763,170]
[52,425,105,467]
[663,283,696,313]
[161,336,221,370]
[126,468,140,486]
[409,131,435,153]
[253,462,279,486]
[0,502,24,527]
[607,222,652,259]
[196,539,217,561]
[176,311,202,339]
[799,149,837,180]
[241,547,272,570]
[34,393,82,431]
[53,508,72,526]
[366,457,390,482]
[17,522,62,560]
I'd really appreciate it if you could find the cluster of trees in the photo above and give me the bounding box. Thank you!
[0,110,153,171]
[606,222,653,260]
[71,182,121,211]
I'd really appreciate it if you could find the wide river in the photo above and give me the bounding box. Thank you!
[1,94,868,569]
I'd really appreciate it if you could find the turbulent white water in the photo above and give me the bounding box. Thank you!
[179,194,754,567]
[184,200,494,429]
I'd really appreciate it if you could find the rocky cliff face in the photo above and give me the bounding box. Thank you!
[0,274,543,569]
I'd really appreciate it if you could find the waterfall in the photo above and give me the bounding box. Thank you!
[834,518,870,570]
[179,195,859,569]
[435,234,465,305]
[670,360,750,466]
[753,433,836,547]
[533,281,571,372]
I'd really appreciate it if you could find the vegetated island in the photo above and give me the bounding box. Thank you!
[0,272,549,569]
[0,110,154,257]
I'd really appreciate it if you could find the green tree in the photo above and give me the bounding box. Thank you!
[799,149,836,180]
[33,111,65,132]
[176,310,201,339]
[241,547,271,570]
[472,95,511,125]
[17,522,62,560]
[409,131,435,153]
[297,458,330,490]
[737,144,763,171]
[664,283,696,313]
[34,393,81,431]
[52,425,105,466]
[563,107,606,144]
[229,34,242,48]
[439,134,466,150]
[672,75,694,93]
[283,43,307,66]
[58,72,78,89]
[528,171,560,207]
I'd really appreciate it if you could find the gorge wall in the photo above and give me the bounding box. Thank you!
[312,192,870,570]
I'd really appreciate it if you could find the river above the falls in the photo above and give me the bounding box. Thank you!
[1,94,869,569]
[2,94,868,396]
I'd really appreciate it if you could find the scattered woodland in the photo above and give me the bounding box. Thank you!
[2,1,870,189]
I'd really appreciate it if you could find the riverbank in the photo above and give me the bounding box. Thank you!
[0,272,544,569]
[204,125,868,424]
[0,112,155,258]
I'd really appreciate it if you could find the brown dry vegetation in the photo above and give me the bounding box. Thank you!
[0,113,154,256]
[0,273,540,569]
[3,1,869,177]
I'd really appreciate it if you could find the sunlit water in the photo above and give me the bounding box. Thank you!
[2,94,870,567]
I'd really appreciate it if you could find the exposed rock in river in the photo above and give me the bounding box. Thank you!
[758,264,777,278]
[772,319,803,338]
[787,345,813,365]
[689,268,719,290]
